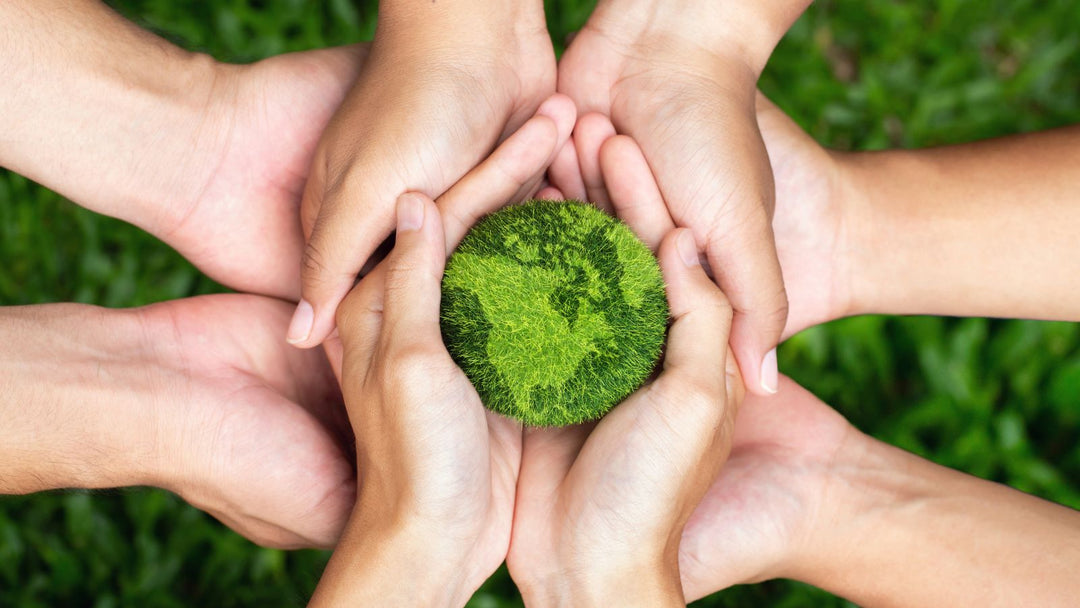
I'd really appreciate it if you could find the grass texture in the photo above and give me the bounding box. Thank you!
[0,1,1078,606]
[441,200,668,427]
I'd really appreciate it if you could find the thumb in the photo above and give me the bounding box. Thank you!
[379,193,447,353]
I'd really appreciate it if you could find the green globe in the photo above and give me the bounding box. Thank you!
[440,200,669,427]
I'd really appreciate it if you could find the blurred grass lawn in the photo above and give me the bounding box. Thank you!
[1,0,1079,606]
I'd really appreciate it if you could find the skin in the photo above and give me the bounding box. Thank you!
[319,197,743,607]
[506,234,744,607]
[311,95,578,606]
[554,0,814,396]
[289,0,556,348]
[678,377,1080,607]
[0,295,354,549]
[0,0,371,299]
[570,95,1080,605]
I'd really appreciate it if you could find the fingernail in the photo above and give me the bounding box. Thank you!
[761,348,778,394]
[397,194,425,232]
[677,230,700,267]
[286,299,314,345]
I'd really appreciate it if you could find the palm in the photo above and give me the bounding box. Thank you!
[511,377,727,578]
[756,94,851,337]
[374,354,521,572]
[678,377,852,600]
[166,47,368,299]
[140,294,355,549]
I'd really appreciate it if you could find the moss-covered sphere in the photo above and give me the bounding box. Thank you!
[440,200,669,427]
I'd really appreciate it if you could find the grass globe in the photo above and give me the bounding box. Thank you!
[440,200,669,427]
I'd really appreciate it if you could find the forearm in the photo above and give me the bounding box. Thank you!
[0,0,223,234]
[843,127,1080,321]
[791,433,1080,606]
[0,304,166,493]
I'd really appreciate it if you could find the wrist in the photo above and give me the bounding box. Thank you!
[836,149,924,318]
[520,568,683,608]
[590,0,811,75]
[377,0,547,47]
[312,510,485,607]
[0,305,169,493]
[779,429,935,591]
[518,547,683,607]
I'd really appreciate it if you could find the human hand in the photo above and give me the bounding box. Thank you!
[158,45,370,299]
[506,225,744,603]
[0,295,355,549]
[565,94,856,340]
[555,0,810,395]
[677,376,854,600]
[0,1,372,300]
[134,294,356,549]
[308,96,575,606]
[679,375,1080,606]
[288,1,556,347]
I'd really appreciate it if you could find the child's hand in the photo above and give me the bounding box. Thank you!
[506,198,744,604]
[289,2,556,349]
[559,93,856,341]
[309,95,575,606]
[555,0,812,396]
[677,377,854,599]
[314,194,521,606]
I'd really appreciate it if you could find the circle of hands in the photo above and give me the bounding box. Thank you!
[56,8,862,604]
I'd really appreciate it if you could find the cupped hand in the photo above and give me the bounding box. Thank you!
[136,294,355,549]
[159,45,370,299]
[556,4,787,395]
[289,4,556,348]
[677,376,854,600]
[564,93,854,341]
[506,221,744,602]
[309,95,575,606]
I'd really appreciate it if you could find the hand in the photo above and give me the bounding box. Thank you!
[309,96,575,606]
[135,294,355,549]
[159,45,370,299]
[0,0,372,300]
[755,92,856,337]
[677,377,854,600]
[557,92,855,341]
[555,0,810,394]
[0,295,355,549]
[289,1,556,347]
[678,376,1080,606]
[506,214,744,603]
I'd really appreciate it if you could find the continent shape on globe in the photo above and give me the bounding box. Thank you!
[441,200,669,427]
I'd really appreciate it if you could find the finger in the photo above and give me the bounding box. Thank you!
[705,217,787,396]
[599,135,676,252]
[293,174,395,349]
[439,96,575,251]
[499,95,577,207]
[535,186,565,201]
[548,140,586,201]
[658,229,733,391]
[379,193,447,353]
[574,113,617,212]
[336,277,385,383]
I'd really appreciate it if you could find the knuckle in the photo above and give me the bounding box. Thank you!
[381,344,442,387]
[677,378,725,420]
[301,241,332,282]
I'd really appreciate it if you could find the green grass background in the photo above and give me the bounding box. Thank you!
[1,0,1078,605]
